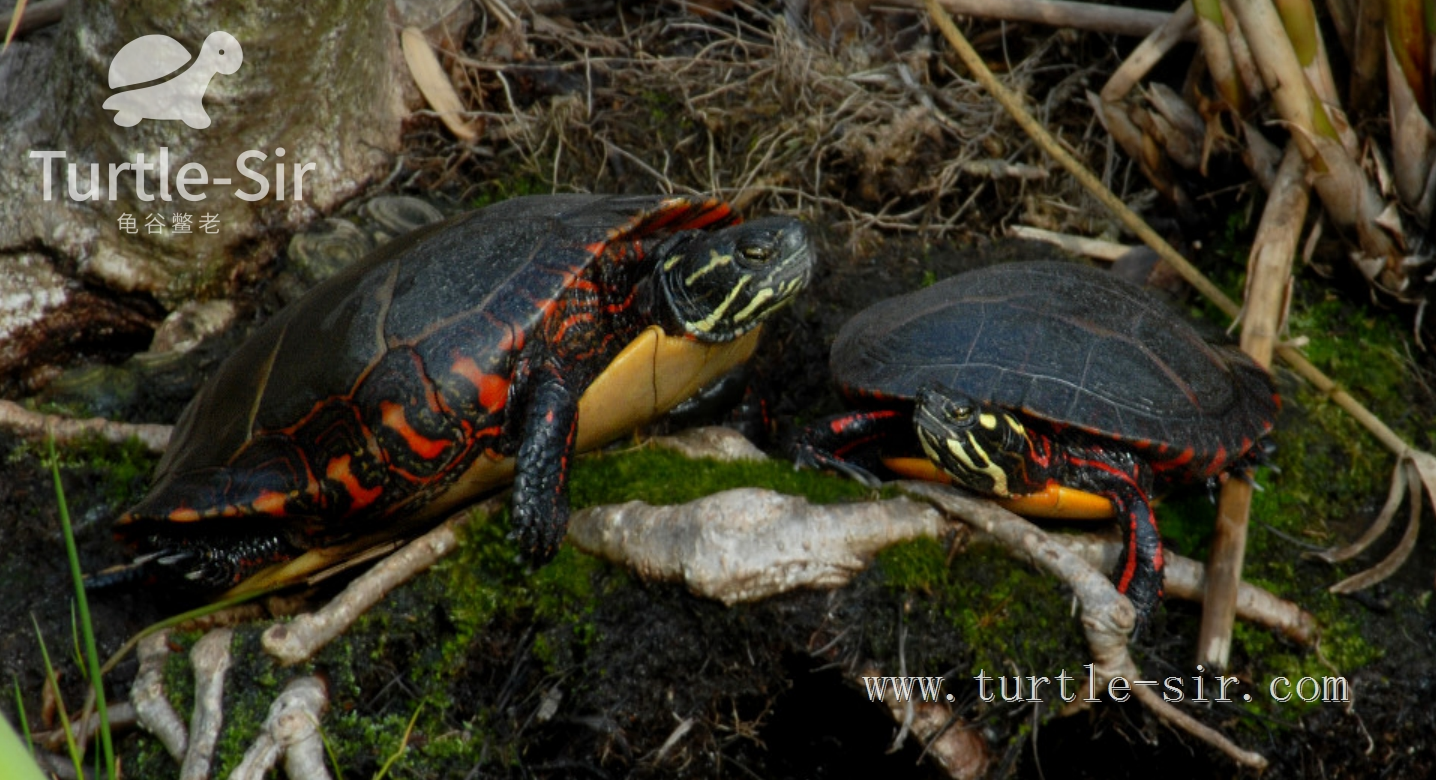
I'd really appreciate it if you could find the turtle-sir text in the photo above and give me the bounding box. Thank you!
[28,147,314,203]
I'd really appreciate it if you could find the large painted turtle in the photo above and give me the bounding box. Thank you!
[795,260,1278,620]
[117,194,813,594]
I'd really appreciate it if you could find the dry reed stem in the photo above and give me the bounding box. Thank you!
[1198,144,1308,670]
[909,0,1195,40]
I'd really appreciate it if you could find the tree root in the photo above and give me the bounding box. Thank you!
[0,398,171,453]
[132,631,187,761]
[180,628,233,780]
[899,481,1269,771]
[229,676,330,780]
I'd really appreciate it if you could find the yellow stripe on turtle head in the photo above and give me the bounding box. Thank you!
[685,275,751,333]
[684,250,734,287]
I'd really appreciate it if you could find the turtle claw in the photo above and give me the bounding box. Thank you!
[790,437,884,489]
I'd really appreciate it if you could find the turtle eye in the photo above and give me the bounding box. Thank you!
[740,245,772,264]
[948,405,973,424]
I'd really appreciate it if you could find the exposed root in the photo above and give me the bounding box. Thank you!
[900,480,1269,771]
[859,663,988,780]
[229,676,330,780]
[569,489,946,604]
[261,500,498,665]
[0,398,171,453]
[131,631,188,761]
[180,628,233,780]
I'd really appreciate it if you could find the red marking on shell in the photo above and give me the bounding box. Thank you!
[253,490,289,516]
[1162,448,1195,469]
[168,507,201,523]
[451,357,511,414]
[1208,443,1228,476]
[674,201,733,230]
[380,401,450,460]
[326,455,382,511]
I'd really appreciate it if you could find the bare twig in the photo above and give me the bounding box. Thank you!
[1007,225,1131,260]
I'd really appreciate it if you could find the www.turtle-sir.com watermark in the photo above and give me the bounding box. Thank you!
[863,666,1351,705]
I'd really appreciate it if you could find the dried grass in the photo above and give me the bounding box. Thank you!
[402,3,1133,246]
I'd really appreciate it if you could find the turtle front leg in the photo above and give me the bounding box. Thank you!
[1066,452,1164,627]
[790,409,910,487]
[513,365,580,561]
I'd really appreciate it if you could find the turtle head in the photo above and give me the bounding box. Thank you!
[912,386,1033,498]
[199,31,244,76]
[654,216,813,342]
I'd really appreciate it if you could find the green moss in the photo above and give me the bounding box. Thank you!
[874,537,949,592]
[11,433,156,509]
[875,539,1085,689]
[568,444,872,508]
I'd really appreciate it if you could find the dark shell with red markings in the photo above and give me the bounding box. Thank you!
[117,194,752,566]
[831,261,1278,480]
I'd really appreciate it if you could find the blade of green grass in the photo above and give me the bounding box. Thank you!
[2,0,29,51]
[31,616,83,776]
[48,436,114,779]
[373,703,423,780]
[11,679,34,759]
[319,724,345,780]
[1,707,50,780]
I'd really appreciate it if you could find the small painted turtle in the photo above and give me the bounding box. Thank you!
[117,194,813,593]
[795,260,1278,620]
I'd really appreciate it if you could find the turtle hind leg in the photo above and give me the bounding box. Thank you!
[1108,487,1164,633]
[512,366,579,562]
[1068,451,1164,632]
[98,531,301,592]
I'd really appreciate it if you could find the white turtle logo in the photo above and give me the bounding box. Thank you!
[102,31,243,129]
